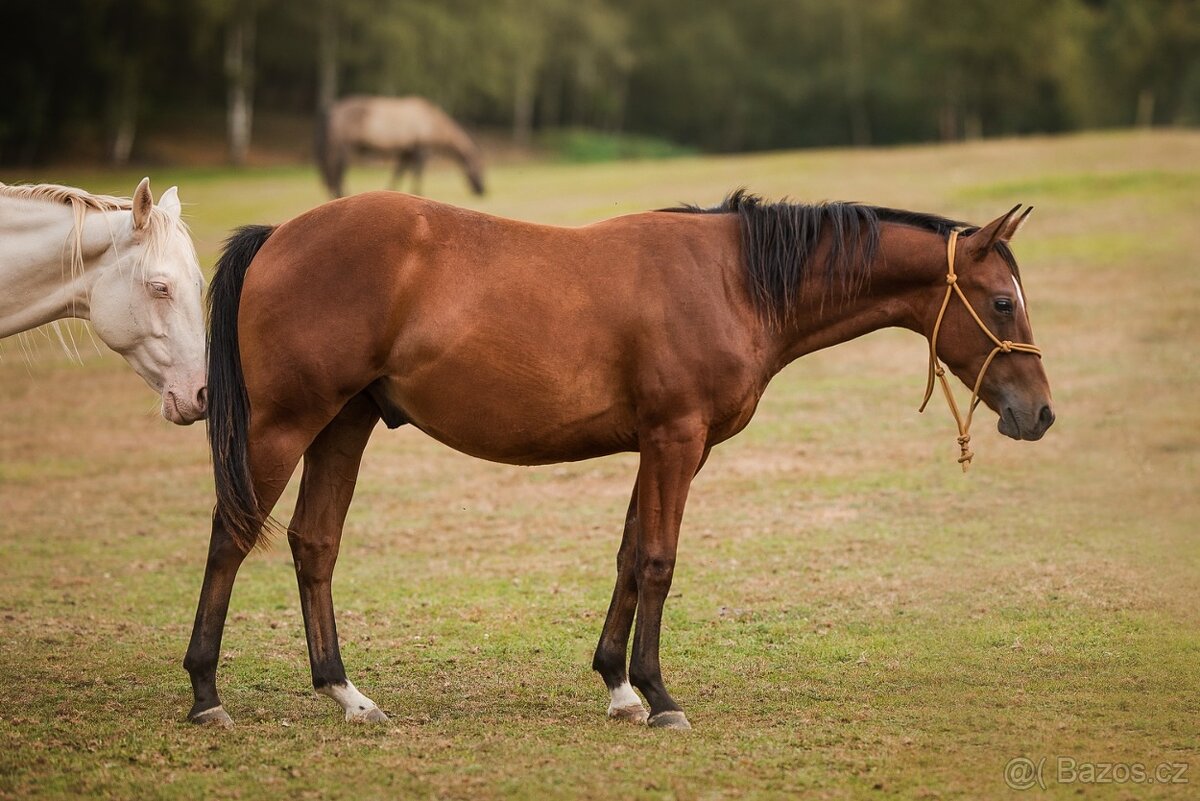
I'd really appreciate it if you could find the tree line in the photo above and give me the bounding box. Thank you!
[2,0,1197,165]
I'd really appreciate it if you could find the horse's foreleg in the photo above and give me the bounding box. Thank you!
[591,485,646,723]
[628,424,708,730]
[286,395,383,722]
[183,423,314,727]
[387,151,411,192]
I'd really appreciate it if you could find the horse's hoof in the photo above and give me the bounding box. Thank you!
[607,703,649,725]
[346,706,388,723]
[648,710,691,730]
[188,705,234,729]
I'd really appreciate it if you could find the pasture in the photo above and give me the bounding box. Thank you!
[1,131,1197,799]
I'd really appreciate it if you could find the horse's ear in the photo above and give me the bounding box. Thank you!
[159,185,181,219]
[132,177,153,230]
[965,204,1022,260]
[1002,206,1033,241]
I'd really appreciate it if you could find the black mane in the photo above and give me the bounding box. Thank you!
[661,189,1019,325]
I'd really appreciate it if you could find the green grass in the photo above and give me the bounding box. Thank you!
[956,168,1200,203]
[1,130,1199,799]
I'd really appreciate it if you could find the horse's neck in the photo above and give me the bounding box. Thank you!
[434,116,477,159]
[0,197,127,338]
[767,224,942,373]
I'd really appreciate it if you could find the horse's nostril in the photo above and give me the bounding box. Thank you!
[196,387,208,414]
[1038,405,1055,428]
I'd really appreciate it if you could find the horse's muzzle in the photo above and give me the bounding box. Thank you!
[163,387,208,425]
[998,403,1055,441]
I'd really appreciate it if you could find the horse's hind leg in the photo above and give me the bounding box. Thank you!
[183,518,248,727]
[184,423,315,727]
[286,394,383,722]
[328,146,349,198]
[409,148,428,195]
[591,485,649,724]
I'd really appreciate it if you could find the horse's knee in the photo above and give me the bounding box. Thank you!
[287,532,338,574]
[638,554,675,587]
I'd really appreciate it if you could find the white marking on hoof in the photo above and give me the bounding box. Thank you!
[189,705,234,729]
[606,681,648,724]
[318,680,387,723]
[648,710,691,730]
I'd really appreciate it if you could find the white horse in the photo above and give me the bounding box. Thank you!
[0,178,207,424]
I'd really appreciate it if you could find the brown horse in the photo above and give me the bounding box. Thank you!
[315,96,486,198]
[185,191,1054,730]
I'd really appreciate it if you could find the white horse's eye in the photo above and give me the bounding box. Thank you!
[148,281,170,297]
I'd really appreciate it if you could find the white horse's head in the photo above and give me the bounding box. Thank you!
[88,179,207,425]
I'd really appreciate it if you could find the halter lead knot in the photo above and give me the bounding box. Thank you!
[920,228,1042,472]
[956,433,974,466]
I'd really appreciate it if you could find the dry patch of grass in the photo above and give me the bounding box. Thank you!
[2,131,1198,799]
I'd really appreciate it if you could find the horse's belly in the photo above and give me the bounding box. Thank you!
[374,360,637,465]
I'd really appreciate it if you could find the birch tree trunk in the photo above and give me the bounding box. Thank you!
[513,64,535,147]
[109,58,139,165]
[225,6,257,166]
[842,0,870,146]
[316,0,338,112]
[1136,89,1155,128]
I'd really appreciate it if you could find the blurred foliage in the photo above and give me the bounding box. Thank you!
[537,129,696,162]
[0,0,1197,163]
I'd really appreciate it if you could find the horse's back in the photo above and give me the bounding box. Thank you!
[330,96,444,150]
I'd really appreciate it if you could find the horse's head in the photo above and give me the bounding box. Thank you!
[928,206,1054,444]
[89,178,207,425]
[457,147,486,196]
[465,159,486,196]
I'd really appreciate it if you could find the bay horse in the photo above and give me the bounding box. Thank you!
[316,96,486,199]
[186,191,1054,729]
[0,178,207,424]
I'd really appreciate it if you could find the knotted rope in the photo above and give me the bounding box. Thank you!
[919,229,1042,471]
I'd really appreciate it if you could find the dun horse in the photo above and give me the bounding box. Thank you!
[316,96,486,199]
[0,179,207,424]
[187,191,1053,729]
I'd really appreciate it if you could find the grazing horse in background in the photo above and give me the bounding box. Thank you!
[0,179,207,424]
[186,191,1053,730]
[316,96,486,199]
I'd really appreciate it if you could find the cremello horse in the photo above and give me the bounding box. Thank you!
[0,178,207,424]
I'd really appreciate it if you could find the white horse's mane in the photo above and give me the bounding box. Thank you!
[0,181,195,368]
[0,181,192,279]
[0,181,141,212]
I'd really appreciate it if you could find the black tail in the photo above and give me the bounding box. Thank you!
[207,224,275,552]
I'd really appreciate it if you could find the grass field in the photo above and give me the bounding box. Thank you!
[1,131,1198,800]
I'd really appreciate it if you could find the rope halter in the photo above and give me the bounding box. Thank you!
[919,229,1042,472]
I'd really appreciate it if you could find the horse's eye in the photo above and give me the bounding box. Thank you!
[148,281,170,298]
[994,298,1014,315]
